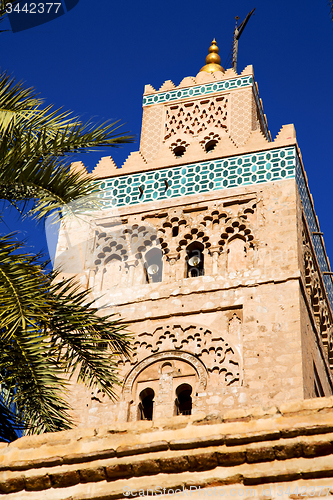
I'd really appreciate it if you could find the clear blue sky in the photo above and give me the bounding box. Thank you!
[1,0,333,265]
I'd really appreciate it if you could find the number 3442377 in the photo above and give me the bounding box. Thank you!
[6,3,62,14]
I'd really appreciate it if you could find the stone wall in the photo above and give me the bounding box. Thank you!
[54,178,333,427]
[2,397,333,499]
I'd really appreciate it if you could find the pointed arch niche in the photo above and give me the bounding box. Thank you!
[227,235,247,273]
[120,321,243,421]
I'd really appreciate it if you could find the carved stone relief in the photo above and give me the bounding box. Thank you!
[120,322,242,402]
[164,96,228,141]
[302,226,333,365]
[90,200,258,290]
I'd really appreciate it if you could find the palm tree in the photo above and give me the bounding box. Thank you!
[0,5,134,441]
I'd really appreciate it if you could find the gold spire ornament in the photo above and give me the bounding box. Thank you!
[199,39,224,73]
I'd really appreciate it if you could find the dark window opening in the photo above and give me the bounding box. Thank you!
[139,388,154,420]
[172,226,179,237]
[176,384,192,416]
[186,242,204,277]
[173,146,186,158]
[205,140,218,153]
[145,248,163,283]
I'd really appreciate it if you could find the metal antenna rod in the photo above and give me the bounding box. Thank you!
[232,8,255,73]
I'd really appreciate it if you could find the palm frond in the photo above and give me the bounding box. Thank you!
[0,71,134,158]
[0,235,131,436]
[0,62,133,440]
[0,236,72,434]
[49,278,131,399]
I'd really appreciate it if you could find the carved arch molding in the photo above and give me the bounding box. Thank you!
[121,322,242,397]
[122,351,208,395]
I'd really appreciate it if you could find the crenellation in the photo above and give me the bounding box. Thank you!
[224,67,239,78]
[241,65,254,76]
[91,155,118,178]
[70,160,88,176]
[244,128,270,147]
[120,150,147,172]
[178,76,196,88]
[143,83,156,94]
[274,124,297,142]
[158,79,176,91]
[194,71,217,84]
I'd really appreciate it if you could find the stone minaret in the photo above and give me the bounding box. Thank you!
[55,40,333,427]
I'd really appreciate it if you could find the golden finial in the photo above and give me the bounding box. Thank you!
[199,39,224,73]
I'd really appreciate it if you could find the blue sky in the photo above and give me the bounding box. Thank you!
[1,0,333,265]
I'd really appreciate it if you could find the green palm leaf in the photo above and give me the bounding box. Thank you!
[0,236,131,436]
[0,57,133,441]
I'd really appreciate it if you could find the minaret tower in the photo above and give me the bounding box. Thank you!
[56,41,333,427]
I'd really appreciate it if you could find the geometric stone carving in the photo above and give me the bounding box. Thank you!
[303,233,332,361]
[126,323,241,388]
[157,206,256,257]
[164,96,228,141]
[140,105,164,162]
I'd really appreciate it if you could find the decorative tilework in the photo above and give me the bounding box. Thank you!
[97,147,296,209]
[295,157,333,308]
[142,76,253,106]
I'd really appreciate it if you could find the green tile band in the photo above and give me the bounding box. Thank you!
[96,146,296,209]
[142,76,253,106]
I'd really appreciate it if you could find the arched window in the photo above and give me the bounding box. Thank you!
[144,248,163,283]
[104,254,122,265]
[186,242,204,277]
[102,254,122,289]
[175,384,192,416]
[227,236,246,272]
[138,388,154,420]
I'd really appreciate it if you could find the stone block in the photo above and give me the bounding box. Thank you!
[302,441,333,458]
[223,408,252,421]
[0,476,25,494]
[63,449,116,464]
[216,450,246,466]
[105,463,132,480]
[274,442,302,460]
[224,430,280,446]
[246,446,276,463]
[189,452,219,471]
[169,435,224,450]
[50,470,80,488]
[132,459,160,476]
[25,474,52,491]
[79,467,106,483]
[159,456,189,473]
